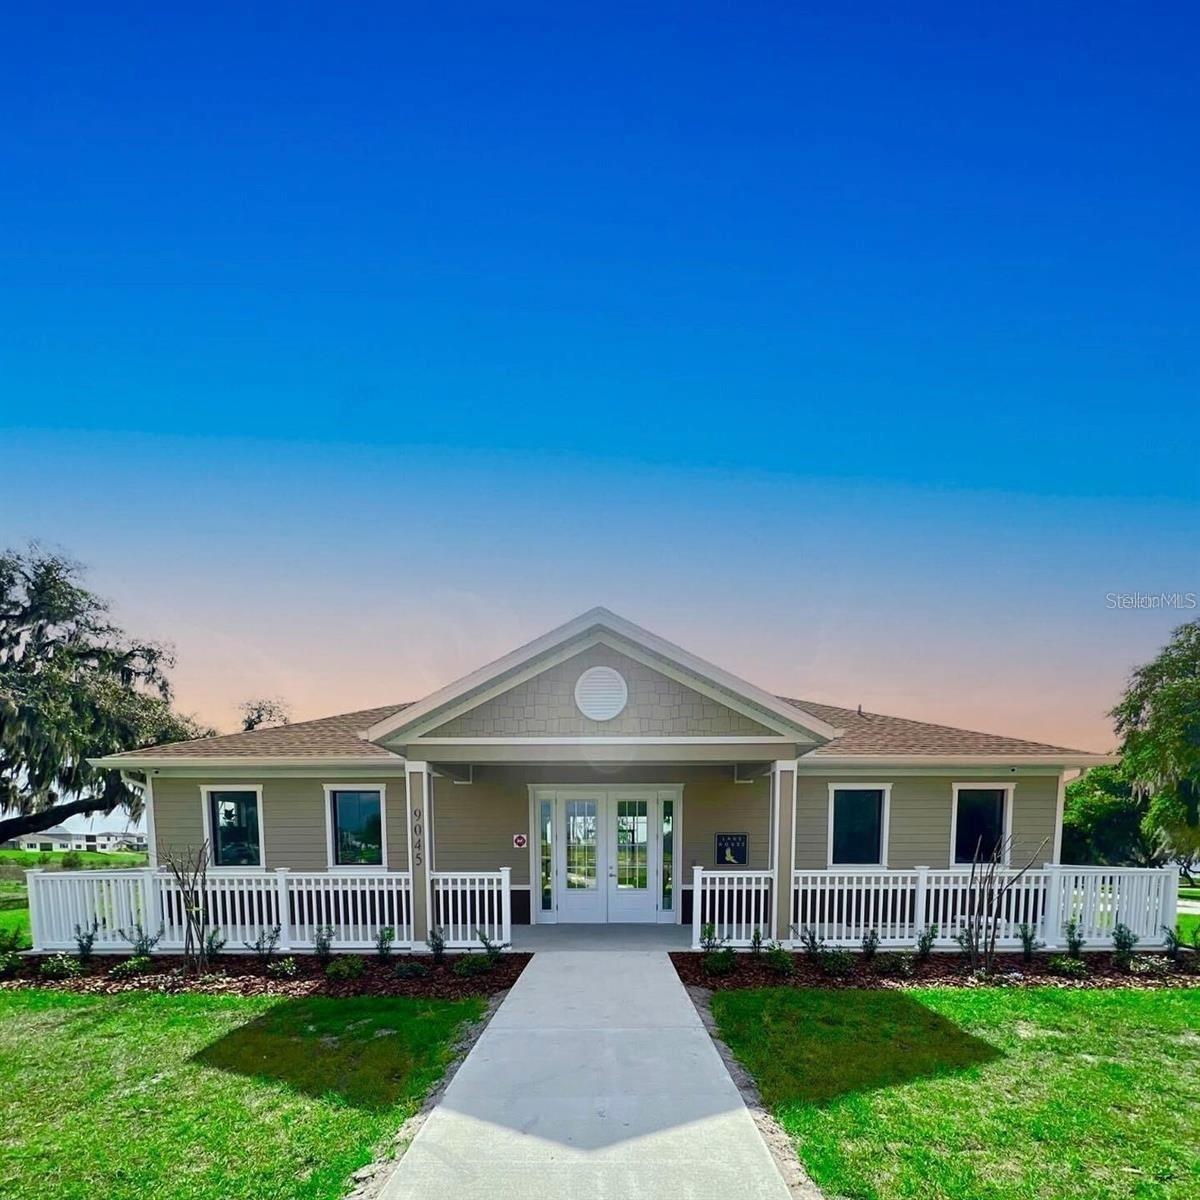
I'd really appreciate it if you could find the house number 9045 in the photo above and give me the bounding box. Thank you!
[411,807,424,867]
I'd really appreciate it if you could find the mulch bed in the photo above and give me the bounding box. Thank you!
[670,950,1200,991]
[1,952,531,1000]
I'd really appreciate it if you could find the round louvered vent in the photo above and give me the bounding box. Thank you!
[574,666,628,721]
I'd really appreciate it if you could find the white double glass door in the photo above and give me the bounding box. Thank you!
[555,789,660,924]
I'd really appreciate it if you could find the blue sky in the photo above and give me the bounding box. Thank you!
[2,3,1197,753]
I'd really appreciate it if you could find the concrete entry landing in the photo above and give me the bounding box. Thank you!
[380,949,792,1200]
[510,922,692,952]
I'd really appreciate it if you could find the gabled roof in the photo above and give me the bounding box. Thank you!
[92,609,1112,768]
[363,607,842,744]
[783,699,1102,759]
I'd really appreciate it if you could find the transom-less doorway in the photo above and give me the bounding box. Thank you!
[530,786,681,925]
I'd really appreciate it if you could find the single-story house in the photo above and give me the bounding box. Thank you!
[27,607,1175,953]
[15,827,132,853]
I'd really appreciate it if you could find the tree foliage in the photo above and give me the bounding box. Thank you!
[1109,618,1200,878]
[0,546,210,841]
[238,696,290,732]
[1061,764,1164,866]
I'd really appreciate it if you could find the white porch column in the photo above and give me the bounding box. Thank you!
[405,761,432,944]
[770,760,798,941]
[1159,864,1178,940]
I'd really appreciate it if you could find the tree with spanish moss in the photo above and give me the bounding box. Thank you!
[0,545,210,843]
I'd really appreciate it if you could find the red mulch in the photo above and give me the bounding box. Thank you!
[670,950,1200,991]
[1,952,531,1000]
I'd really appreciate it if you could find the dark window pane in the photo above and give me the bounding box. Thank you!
[661,800,674,911]
[831,789,883,864]
[210,791,261,866]
[955,789,1006,863]
[540,800,553,911]
[331,790,383,865]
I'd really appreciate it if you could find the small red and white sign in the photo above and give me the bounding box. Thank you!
[513,833,528,849]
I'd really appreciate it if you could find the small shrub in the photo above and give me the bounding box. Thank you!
[0,950,21,979]
[860,929,880,961]
[764,942,794,976]
[1048,954,1088,980]
[394,960,431,980]
[204,928,227,958]
[818,948,855,978]
[873,952,915,979]
[0,926,26,954]
[1065,919,1085,958]
[325,954,366,981]
[108,955,152,980]
[266,956,299,980]
[37,851,52,866]
[73,918,100,963]
[749,928,764,956]
[453,954,494,978]
[701,946,738,977]
[1018,922,1044,964]
[798,927,825,960]
[1112,922,1139,970]
[699,923,722,954]
[476,929,509,964]
[914,925,938,963]
[952,928,973,960]
[39,953,82,980]
[60,850,84,871]
[118,922,162,957]
[313,925,336,966]
[243,925,281,966]
[1161,925,1182,962]
[375,926,395,959]
[425,927,446,964]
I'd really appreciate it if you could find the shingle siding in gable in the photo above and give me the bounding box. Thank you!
[427,645,775,738]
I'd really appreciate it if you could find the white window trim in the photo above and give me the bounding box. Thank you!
[323,783,389,871]
[950,782,1016,867]
[826,783,892,868]
[200,784,265,870]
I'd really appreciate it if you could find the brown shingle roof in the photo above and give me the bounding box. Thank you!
[104,696,1099,761]
[107,704,410,760]
[781,698,1097,757]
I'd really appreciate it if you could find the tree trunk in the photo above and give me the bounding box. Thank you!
[0,796,116,843]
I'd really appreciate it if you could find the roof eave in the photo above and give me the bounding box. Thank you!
[88,754,405,770]
[800,753,1117,769]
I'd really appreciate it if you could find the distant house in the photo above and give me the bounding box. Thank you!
[16,827,142,854]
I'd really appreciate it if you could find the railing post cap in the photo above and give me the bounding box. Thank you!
[275,866,291,873]
[499,866,511,877]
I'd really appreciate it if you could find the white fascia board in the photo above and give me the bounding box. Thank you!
[89,755,404,771]
[798,753,1117,770]
[362,606,843,744]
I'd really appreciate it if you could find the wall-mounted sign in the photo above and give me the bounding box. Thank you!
[715,833,748,866]
[513,833,528,849]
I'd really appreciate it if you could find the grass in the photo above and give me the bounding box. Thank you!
[0,849,148,869]
[1178,913,1199,943]
[1180,886,1200,902]
[0,988,481,1200]
[0,907,30,948]
[712,986,1200,1200]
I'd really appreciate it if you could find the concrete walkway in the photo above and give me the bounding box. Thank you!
[380,950,793,1200]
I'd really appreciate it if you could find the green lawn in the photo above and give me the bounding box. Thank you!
[0,849,148,869]
[1179,913,1199,943]
[1180,886,1200,902]
[0,908,30,948]
[712,987,1200,1200]
[0,989,481,1200]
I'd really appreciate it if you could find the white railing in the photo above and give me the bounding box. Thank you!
[429,868,512,948]
[28,868,414,953]
[789,864,1177,950]
[691,866,774,947]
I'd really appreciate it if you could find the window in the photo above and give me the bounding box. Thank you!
[539,799,553,911]
[328,789,384,866]
[828,785,889,865]
[207,789,262,867]
[953,786,1010,864]
[661,798,674,911]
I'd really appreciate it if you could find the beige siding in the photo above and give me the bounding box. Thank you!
[429,764,770,880]
[795,775,1061,869]
[432,771,532,883]
[428,644,774,737]
[154,776,408,871]
[681,776,771,870]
